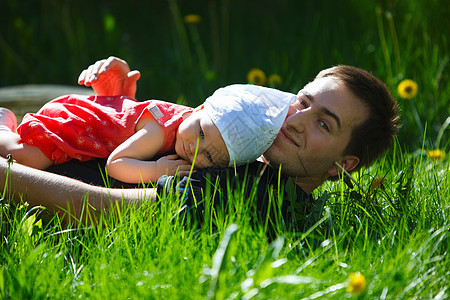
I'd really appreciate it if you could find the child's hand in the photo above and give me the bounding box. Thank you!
[78,56,141,98]
[156,154,193,177]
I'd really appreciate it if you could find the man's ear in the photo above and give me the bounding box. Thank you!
[328,155,360,177]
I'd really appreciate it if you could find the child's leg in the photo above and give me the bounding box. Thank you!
[0,108,17,132]
[0,131,53,169]
[0,108,53,170]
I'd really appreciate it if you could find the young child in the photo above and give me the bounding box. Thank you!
[0,85,295,184]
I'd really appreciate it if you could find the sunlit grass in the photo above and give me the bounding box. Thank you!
[0,146,448,299]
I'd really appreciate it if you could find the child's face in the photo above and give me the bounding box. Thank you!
[175,110,230,168]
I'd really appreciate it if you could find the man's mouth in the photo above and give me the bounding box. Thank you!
[280,127,300,147]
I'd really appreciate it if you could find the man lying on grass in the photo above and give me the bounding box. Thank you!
[0,57,400,233]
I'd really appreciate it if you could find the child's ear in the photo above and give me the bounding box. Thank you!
[181,111,192,120]
[194,104,204,112]
[328,155,360,177]
[182,104,204,120]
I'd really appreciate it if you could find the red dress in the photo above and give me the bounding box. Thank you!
[17,95,193,164]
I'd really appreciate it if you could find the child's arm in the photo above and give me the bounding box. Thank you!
[78,56,140,98]
[106,118,192,183]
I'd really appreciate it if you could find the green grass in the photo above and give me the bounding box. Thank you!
[0,148,448,299]
[1,0,449,299]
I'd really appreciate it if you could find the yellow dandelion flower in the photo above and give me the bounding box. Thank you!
[18,202,30,211]
[346,272,366,295]
[268,74,282,87]
[397,79,418,99]
[371,177,385,190]
[247,68,266,86]
[184,14,202,24]
[427,149,446,160]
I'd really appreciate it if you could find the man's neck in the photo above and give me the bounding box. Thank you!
[258,155,325,194]
[290,176,327,194]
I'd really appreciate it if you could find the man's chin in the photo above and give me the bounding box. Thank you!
[262,156,282,171]
[261,147,285,168]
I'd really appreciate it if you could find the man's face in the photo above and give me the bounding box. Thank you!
[175,109,230,168]
[263,76,369,191]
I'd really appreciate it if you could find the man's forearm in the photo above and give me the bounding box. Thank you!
[0,158,157,221]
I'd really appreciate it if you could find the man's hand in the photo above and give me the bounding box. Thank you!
[155,154,193,177]
[78,56,141,98]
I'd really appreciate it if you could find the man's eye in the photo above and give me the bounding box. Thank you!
[200,129,205,139]
[320,121,329,132]
[300,100,309,107]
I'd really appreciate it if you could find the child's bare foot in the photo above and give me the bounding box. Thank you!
[0,108,17,132]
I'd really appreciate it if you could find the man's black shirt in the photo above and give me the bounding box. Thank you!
[47,159,316,235]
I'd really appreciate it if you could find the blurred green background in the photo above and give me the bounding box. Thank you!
[1,0,449,149]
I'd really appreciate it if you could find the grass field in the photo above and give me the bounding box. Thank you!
[1,0,449,299]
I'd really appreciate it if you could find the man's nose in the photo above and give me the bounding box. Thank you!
[286,109,307,133]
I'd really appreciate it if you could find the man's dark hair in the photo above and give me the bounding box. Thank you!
[316,65,400,175]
